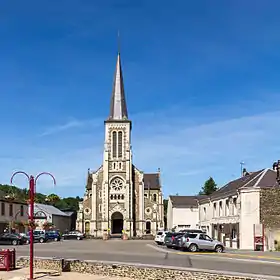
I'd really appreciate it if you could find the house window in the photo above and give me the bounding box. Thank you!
[231,226,237,240]
[233,198,237,215]
[9,204,13,217]
[203,207,206,220]
[112,131,117,158]
[1,203,5,216]
[213,203,217,217]
[219,201,223,216]
[153,194,157,202]
[20,205,24,216]
[118,131,123,158]
[225,200,229,216]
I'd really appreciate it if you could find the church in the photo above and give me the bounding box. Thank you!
[76,51,164,238]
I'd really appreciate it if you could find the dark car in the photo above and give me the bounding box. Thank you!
[165,232,183,249]
[62,230,85,240]
[178,229,204,233]
[0,233,27,245]
[26,230,49,243]
[171,233,184,249]
[45,230,61,241]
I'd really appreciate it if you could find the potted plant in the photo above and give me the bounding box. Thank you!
[24,220,38,230]
[122,229,128,240]
[103,228,110,240]
[14,221,24,229]
[42,221,53,230]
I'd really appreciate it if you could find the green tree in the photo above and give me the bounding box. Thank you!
[199,177,218,195]
[46,193,60,204]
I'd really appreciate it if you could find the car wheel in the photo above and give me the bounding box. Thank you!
[12,240,18,246]
[215,245,224,253]
[26,240,30,244]
[54,237,58,241]
[166,246,172,249]
[77,236,81,240]
[188,243,198,252]
[39,238,44,243]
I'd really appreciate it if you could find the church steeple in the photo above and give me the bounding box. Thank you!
[108,52,128,120]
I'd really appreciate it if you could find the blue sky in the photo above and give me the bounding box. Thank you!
[1,1,280,198]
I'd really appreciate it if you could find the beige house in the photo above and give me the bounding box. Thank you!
[167,168,280,250]
[198,168,279,250]
[0,195,28,233]
[167,196,200,231]
[76,51,164,238]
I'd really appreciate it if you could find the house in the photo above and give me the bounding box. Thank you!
[0,193,29,233]
[34,203,71,233]
[167,196,201,231]
[167,167,280,250]
[198,168,280,250]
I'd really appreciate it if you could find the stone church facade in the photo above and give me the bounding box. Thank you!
[76,52,164,237]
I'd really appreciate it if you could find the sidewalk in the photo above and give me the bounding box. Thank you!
[0,268,132,280]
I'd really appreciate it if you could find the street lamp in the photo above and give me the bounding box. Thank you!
[273,160,280,185]
[11,171,56,280]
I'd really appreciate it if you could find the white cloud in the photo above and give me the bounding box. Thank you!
[39,118,102,136]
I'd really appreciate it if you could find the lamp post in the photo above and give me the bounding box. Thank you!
[11,171,56,280]
[273,160,280,185]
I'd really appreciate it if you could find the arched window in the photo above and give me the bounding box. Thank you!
[112,131,117,158]
[153,194,157,202]
[118,131,123,158]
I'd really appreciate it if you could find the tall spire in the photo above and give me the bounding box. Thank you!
[108,50,128,121]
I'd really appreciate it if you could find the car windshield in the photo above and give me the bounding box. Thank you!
[185,233,198,238]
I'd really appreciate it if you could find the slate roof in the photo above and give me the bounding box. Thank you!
[34,203,68,217]
[170,196,200,208]
[108,52,128,121]
[144,173,161,190]
[200,168,277,201]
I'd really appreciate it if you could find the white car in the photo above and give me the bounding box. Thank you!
[155,231,168,245]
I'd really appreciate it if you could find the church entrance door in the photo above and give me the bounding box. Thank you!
[111,212,123,234]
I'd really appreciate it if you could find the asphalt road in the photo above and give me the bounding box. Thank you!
[5,239,280,278]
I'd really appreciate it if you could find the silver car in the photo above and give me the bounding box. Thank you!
[179,232,224,253]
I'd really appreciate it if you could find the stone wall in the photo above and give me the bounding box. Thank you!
[16,257,265,280]
[260,188,280,250]
[260,188,280,229]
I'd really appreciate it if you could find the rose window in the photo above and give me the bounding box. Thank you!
[111,178,123,191]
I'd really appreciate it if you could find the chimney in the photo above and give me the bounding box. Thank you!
[273,162,278,171]
[242,168,248,177]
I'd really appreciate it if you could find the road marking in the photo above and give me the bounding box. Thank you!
[147,244,280,262]
[178,251,280,261]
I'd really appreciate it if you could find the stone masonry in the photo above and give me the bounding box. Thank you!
[260,188,280,229]
[16,257,266,280]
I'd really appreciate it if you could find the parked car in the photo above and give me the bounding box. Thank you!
[164,232,183,249]
[45,230,61,241]
[25,230,49,244]
[62,230,85,240]
[179,232,224,253]
[154,231,168,245]
[0,233,27,245]
[171,233,185,249]
[178,229,204,233]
